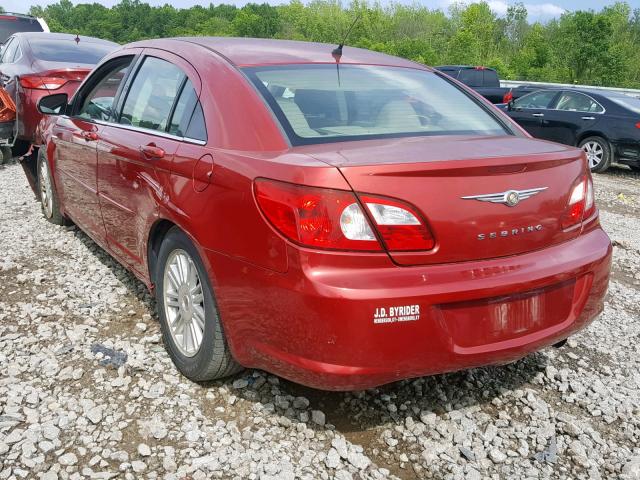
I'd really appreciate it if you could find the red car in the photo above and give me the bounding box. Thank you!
[0,32,117,159]
[34,38,612,391]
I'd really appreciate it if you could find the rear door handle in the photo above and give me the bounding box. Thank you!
[582,116,596,121]
[140,144,165,159]
[81,131,99,141]
[532,113,545,117]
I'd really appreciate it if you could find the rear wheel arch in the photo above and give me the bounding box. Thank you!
[576,131,612,149]
[147,219,178,285]
[578,135,613,173]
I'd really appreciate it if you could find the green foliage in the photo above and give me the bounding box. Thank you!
[26,0,640,88]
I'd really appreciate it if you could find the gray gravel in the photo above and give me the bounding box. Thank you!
[0,159,639,480]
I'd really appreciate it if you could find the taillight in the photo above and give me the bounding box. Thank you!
[254,179,382,251]
[20,75,68,90]
[562,175,595,229]
[635,121,640,129]
[503,91,513,104]
[360,195,435,251]
[254,179,435,252]
[19,69,90,91]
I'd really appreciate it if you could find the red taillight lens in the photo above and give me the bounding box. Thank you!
[635,121,640,129]
[562,175,595,229]
[503,91,513,104]
[360,195,435,251]
[254,179,382,251]
[254,179,436,252]
[20,75,68,90]
[19,70,90,91]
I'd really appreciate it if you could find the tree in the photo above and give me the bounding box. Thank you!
[25,0,640,88]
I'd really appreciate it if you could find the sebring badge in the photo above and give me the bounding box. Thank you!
[462,187,548,207]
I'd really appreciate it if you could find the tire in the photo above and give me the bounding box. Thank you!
[579,136,611,173]
[37,150,67,225]
[155,227,242,382]
[0,146,11,164]
[629,165,640,173]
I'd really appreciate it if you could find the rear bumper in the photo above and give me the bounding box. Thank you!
[208,227,612,391]
[613,140,640,165]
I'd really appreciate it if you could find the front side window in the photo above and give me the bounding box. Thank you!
[555,92,604,113]
[77,56,133,121]
[514,90,558,110]
[244,65,509,146]
[119,56,185,132]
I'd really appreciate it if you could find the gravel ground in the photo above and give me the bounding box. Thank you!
[0,159,639,480]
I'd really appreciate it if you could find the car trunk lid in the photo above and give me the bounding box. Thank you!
[299,135,585,265]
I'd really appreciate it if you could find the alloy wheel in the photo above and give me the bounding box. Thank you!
[163,249,206,357]
[582,141,604,169]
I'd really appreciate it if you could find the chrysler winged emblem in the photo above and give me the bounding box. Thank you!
[461,187,548,207]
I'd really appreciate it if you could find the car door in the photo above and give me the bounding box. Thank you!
[540,91,603,146]
[97,51,202,272]
[508,90,560,138]
[52,55,135,243]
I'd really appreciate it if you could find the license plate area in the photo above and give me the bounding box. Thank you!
[438,279,576,348]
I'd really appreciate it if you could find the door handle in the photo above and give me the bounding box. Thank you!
[582,116,595,121]
[139,144,165,159]
[81,131,99,141]
[532,113,545,117]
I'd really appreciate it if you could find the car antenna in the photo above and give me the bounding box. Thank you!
[332,13,361,60]
[75,34,80,44]
[332,14,361,87]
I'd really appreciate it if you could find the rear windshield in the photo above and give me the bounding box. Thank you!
[244,64,509,146]
[0,16,43,43]
[29,38,114,64]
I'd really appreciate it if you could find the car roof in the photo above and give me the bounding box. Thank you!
[528,86,637,100]
[436,65,496,71]
[125,37,428,70]
[13,31,118,45]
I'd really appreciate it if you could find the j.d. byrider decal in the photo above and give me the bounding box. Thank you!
[373,304,420,324]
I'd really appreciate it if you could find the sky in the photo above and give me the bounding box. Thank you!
[4,0,640,22]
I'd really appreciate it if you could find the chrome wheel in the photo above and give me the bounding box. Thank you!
[39,159,54,219]
[582,141,604,169]
[163,249,205,357]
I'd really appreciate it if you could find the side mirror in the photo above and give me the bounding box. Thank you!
[37,93,68,115]
[507,99,515,111]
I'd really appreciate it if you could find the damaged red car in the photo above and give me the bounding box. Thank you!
[0,32,117,161]
[34,38,611,390]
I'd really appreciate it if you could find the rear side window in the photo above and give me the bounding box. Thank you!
[119,57,185,132]
[167,79,207,141]
[0,16,43,43]
[555,92,604,113]
[29,38,114,64]
[185,103,207,142]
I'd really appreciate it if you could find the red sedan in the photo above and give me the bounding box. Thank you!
[34,38,612,390]
[0,32,117,158]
